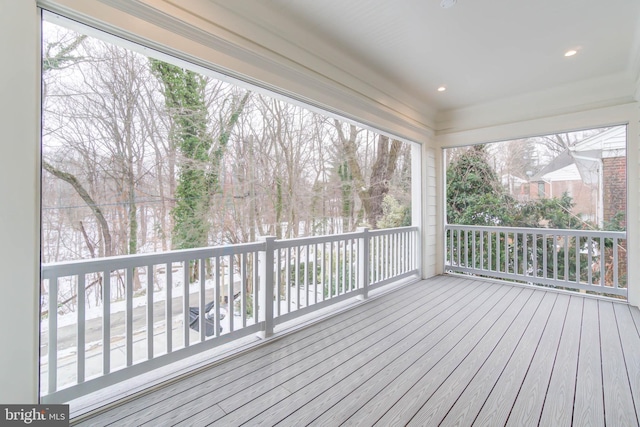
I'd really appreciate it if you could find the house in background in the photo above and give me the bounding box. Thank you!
[527,126,626,228]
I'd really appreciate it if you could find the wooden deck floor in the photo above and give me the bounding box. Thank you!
[75,275,640,426]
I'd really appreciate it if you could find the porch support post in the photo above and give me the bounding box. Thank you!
[356,227,370,300]
[626,107,640,307]
[0,0,40,404]
[422,143,441,277]
[411,142,424,278]
[257,236,275,339]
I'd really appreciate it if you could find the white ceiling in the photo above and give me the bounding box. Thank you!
[208,0,640,127]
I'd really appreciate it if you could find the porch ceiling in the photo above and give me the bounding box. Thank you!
[208,0,640,130]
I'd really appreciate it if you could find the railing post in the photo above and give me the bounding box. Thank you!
[258,236,276,339]
[357,227,370,300]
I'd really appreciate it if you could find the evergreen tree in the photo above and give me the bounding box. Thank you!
[446,145,516,226]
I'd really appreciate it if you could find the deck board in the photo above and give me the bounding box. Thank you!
[373,286,527,426]
[505,293,570,426]
[572,298,605,427]
[85,276,449,426]
[307,281,502,426]
[599,301,639,426]
[406,289,543,426]
[213,279,494,426]
[613,303,640,420]
[74,276,640,427]
[441,291,556,426]
[539,296,583,427]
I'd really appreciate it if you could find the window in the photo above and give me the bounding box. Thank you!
[40,13,415,399]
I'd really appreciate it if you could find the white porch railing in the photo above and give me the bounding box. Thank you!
[445,225,627,298]
[40,226,419,403]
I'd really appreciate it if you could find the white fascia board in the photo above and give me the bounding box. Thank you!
[435,103,637,149]
[436,72,636,136]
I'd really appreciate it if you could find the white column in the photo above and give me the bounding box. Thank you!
[356,227,370,300]
[0,0,41,403]
[257,236,275,338]
[626,106,640,307]
[420,142,441,278]
[411,143,423,278]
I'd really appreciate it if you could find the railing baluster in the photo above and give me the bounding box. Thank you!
[504,230,508,273]
[228,255,234,333]
[599,237,605,287]
[343,240,348,294]
[313,244,318,304]
[488,231,492,271]
[48,276,58,394]
[320,242,325,302]
[147,265,154,359]
[329,242,336,299]
[404,231,409,272]
[533,233,538,278]
[103,269,111,372]
[295,246,301,309]
[464,229,469,268]
[480,230,485,270]
[513,232,520,274]
[552,234,558,281]
[214,256,220,337]
[588,237,593,285]
[522,233,527,276]
[286,247,291,312]
[199,258,206,342]
[394,233,398,276]
[456,229,461,268]
[472,230,476,270]
[564,235,569,282]
[542,234,547,279]
[275,248,281,317]
[253,251,259,324]
[576,236,580,285]
[126,266,134,365]
[496,231,501,272]
[613,237,619,288]
[374,235,379,282]
[305,243,310,305]
[241,253,247,328]
[182,261,189,348]
[165,263,172,354]
[77,274,85,384]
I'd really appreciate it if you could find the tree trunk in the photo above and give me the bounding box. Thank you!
[43,161,113,256]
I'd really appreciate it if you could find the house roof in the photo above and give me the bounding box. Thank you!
[530,126,626,183]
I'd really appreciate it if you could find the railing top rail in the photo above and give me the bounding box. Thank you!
[369,226,418,236]
[42,226,421,278]
[271,226,418,249]
[273,230,364,249]
[41,241,265,278]
[445,224,626,238]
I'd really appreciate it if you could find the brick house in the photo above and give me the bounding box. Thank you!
[529,126,626,228]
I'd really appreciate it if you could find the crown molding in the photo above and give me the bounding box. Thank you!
[436,72,637,136]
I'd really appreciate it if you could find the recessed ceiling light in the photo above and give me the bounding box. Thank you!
[440,0,457,8]
[437,86,447,92]
[564,49,578,57]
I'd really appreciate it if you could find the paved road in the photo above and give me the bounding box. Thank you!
[41,288,221,354]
